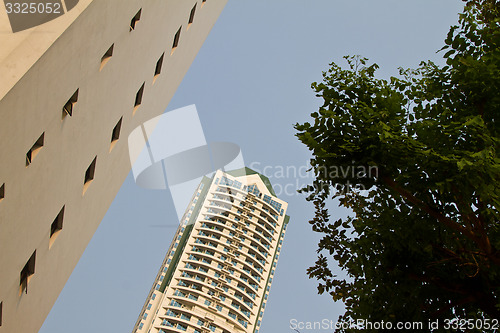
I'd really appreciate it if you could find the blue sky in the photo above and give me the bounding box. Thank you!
[40,1,464,332]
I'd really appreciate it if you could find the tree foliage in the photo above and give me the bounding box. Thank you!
[295,0,500,329]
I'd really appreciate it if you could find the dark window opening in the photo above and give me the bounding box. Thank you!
[134,83,145,114]
[63,89,79,117]
[172,27,181,53]
[26,133,44,166]
[100,44,114,70]
[20,251,36,294]
[188,4,197,25]
[49,206,64,247]
[154,53,164,78]
[130,8,142,31]
[110,117,123,151]
[83,157,97,194]
[0,183,4,202]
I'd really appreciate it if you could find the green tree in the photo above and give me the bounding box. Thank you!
[295,0,500,329]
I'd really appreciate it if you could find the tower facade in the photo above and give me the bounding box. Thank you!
[133,168,289,333]
[0,1,227,332]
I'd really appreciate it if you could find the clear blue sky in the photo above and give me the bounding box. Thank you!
[40,1,464,332]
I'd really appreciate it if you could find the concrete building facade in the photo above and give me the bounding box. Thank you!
[133,168,289,333]
[0,1,227,332]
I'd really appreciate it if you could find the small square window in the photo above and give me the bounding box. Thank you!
[83,156,97,194]
[188,4,196,27]
[0,183,4,202]
[100,44,114,71]
[62,89,79,117]
[49,206,64,248]
[153,53,164,82]
[133,83,145,115]
[171,27,181,54]
[20,251,36,294]
[26,133,44,166]
[130,9,142,31]
[110,117,123,151]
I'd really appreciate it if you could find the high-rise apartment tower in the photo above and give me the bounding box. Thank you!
[133,168,289,333]
[0,1,227,332]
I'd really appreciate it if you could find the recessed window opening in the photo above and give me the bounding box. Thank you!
[20,251,36,295]
[100,44,114,70]
[130,9,142,31]
[49,206,64,248]
[153,53,164,82]
[133,83,145,114]
[171,27,181,54]
[188,4,197,27]
[63,89,79,117]
[0,301,2,326]
[0,183,4,202]
[26,133,44,166]
[110,117,123,151]
[83,156,97,194]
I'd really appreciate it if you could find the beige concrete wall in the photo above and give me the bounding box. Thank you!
[0,1,228,332]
